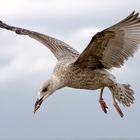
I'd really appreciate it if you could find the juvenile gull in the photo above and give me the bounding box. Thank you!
[0,11,140,117]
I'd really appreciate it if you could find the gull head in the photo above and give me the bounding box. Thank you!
[33,80,55,114]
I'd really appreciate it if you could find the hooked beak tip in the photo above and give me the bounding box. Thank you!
[33,108,37,114]
[33,97,44,114]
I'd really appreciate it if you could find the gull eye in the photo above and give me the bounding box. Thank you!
[42,88,48,92]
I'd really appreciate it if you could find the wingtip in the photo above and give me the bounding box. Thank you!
[131,10,139,16]
[126,10,140,21]
[132,10,135,15]
[0,20,7,29]
[135,12,139,17]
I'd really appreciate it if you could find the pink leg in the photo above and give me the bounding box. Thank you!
[99,87,108,114]
[111,93,124,118]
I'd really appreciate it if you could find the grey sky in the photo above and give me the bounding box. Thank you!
[0,0,140,139]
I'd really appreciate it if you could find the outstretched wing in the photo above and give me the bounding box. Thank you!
[74,11,140,69]
[0,21,79,60]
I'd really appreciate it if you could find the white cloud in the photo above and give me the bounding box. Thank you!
[0,51,56,83]
[74,27,101,38]
[66,27,102,52]
[0,35,56,83]
[1,0,140,20]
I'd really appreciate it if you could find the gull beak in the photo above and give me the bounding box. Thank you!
[33,97,44,114]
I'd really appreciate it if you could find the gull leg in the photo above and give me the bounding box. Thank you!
[99,87,108,114]
[111,92,124,118]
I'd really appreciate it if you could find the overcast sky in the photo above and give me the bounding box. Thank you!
[0,0,140,139]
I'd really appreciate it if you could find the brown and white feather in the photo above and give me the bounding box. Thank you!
[74,11,140,69]
[0,21,79,61]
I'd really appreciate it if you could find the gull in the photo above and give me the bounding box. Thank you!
[0,11,139,117]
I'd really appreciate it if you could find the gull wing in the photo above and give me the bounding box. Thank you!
[74,11,140,69]
[0,21,79,60]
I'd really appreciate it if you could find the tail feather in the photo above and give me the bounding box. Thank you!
[110,83,135,107]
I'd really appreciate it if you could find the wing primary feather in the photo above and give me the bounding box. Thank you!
[0,21,79,60]
[74,11,140,69]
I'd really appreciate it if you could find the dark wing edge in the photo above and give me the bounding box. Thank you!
[0,21,79,60]
[74,11,140,69]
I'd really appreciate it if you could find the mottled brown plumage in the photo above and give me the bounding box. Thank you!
[75,11,140,69]
[0,11,139,117]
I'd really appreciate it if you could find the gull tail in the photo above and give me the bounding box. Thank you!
[110,83,135,107]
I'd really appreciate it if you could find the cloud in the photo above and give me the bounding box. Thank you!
[0,34,56,83]
[1,0,140,20]
[66,27,102,52]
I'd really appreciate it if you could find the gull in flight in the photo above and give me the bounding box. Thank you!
[0,11,140,117]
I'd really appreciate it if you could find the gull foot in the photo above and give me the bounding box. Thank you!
[99,98,108,114]
[114,102,124,118]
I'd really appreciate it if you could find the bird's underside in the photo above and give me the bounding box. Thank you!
[0,11,140,117]
[55,63,135,117]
